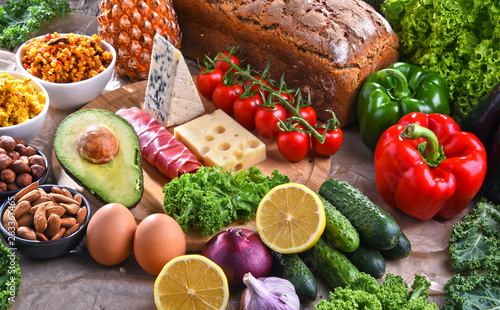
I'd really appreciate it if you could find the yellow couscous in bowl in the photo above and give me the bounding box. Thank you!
[0,71,47,127]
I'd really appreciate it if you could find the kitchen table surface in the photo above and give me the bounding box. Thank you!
[0,1,459,308]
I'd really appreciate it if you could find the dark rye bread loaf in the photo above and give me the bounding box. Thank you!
[173,0,399,127]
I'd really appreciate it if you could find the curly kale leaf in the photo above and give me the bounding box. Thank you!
[162,166,289,236]
[0,0,73,50]
[449,198,500,274]
[381,0,500,123]
[444,271,500,310]
[0,242,20,310]
[314,272,438,310]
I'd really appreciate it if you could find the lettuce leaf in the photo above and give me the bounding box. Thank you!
[162,166,290,236]
[382,0,500,124]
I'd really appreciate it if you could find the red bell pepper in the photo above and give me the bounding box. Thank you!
[374,112,487,220]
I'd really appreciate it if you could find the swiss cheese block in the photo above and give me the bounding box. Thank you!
[143,33,205,127]
[174,110,266,171]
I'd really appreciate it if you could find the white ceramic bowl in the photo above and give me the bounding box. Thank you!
[15,33,117,111]
[0,71,49,144]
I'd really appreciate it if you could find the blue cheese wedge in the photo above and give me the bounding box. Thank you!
[143,34,205,127]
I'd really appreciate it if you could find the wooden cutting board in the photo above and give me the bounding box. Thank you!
[52,80,330,252]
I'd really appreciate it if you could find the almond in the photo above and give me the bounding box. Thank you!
[35,231,48,241]
[34,204,47,232]
[60,203,79,215]
[61,188,73,199]
[13,200,31,220]
[48,193,78,205]
[14,181,39,202]
[50,186,62,194]
[76,207,87,225]
[44,214,61,238]
[32,195,51,206]
[17,189,41,203]
[17,213,34,227]
[62,223,79,238]
[60,217,77,228]
[17,226,36,240]
[50,227,66,240]
[2,209,17,231]
[73,194,83,207]
[46,205,66,218]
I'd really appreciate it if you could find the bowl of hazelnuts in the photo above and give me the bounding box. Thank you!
[0,135,48,202]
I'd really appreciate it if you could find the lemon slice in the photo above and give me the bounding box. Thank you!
[154,254,229,310]
[256,183,326,254]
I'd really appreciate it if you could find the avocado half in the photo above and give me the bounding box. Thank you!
[54,109,144,208]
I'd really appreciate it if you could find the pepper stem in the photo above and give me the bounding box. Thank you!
[401,123,446,167]
[377,68,411,99]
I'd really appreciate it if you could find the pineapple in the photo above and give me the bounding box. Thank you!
[97,0,182,81]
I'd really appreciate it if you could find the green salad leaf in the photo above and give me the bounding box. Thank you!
[0,242,20,310]
[162,166,290,236]
[0,0,73,50]
[382,0,500,124]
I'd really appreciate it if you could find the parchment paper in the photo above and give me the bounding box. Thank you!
[0,13,469,309]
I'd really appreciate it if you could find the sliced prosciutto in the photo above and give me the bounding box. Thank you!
[116,107,201,179]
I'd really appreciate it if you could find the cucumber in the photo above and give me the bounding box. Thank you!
[344,240,386,279]
[380,230,412,260]
[320,196,360,253]
[270,250,317,303]
[299,238,359,289]
[319,178,401,251]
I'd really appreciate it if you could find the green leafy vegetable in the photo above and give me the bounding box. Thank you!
[443,271,500,310]
[314,272,438,310]
[381,0,500,123]
[448,198,500,274]
[0,242,20,310]
[162,166,290,236]
[0,0,73,50]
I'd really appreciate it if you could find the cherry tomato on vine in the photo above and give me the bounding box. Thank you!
[298,106,317,126]
[245,76,270,99]
[215,52,240,74]
[212,82,244,115]
[254,104,287,140]
[277,128,310,162]
[311,124,343,156]
[233,94,264,130]
[197,67,224,100]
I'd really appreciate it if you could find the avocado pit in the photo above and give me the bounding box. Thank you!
[77,124,119,164]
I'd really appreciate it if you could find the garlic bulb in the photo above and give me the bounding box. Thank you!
[240,272,300,310]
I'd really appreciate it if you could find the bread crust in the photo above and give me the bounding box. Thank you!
[173,0,399,126]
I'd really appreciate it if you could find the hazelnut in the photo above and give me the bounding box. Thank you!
[14,144,28,156]
[8,151,20,161]
[77,124,119,164]
[0,153,13,170]
[7,183,19,191]
[0,136,16,152]
[29,154,45,167]
[11,157,30,174]
[25,146,37,157]
[16,173,32,188]
[1,169,16,183]
[0,182,7,192]
[0,149,6,156]
[30,164,46,179]
[14,138,25,146]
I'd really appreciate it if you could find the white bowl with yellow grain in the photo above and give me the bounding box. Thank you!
[0,71,50,144]
[15,33,116,111]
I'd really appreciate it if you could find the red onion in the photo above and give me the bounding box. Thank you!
[201,227,272,288]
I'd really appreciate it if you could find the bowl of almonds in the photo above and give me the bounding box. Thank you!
[0,183,91,259]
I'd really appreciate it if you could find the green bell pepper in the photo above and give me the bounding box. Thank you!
[357,62,450,152]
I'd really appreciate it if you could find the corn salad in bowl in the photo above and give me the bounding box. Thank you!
[16,33,116,110]
[0,71,49,144]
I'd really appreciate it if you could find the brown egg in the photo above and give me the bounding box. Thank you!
[86,203,136,266]
[133,213,186,275]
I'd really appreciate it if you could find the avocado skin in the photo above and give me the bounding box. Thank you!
[54,109,144,208]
